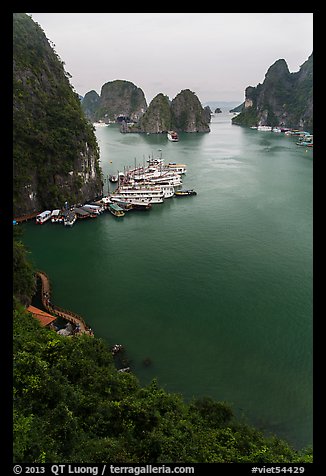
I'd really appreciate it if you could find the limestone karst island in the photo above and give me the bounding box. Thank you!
[13,13,313,465]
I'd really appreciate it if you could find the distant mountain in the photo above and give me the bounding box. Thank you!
[171,89,210,132]
[82,80,147,123]
[81,90,100,120]
[82,80,211,133]
[126,89,210,134]
[232,54,313,131]
[128,93,171,133]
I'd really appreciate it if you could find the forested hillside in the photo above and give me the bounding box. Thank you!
[13,13,102,216]
[13,230,312,463]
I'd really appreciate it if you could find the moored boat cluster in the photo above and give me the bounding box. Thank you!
[250,125,313,147]
[100,156,197,216]
[31,155,197,226]
[35,204,105,226]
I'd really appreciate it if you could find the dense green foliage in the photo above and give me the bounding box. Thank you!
[13,227,36,306]
[13,13,102,215]
[79,90,100,123]
[13,302,313,463]
[230,102,244,113]
[135,94,172,133]
[92,79,147,123]
[13,235,312,464]
[232,106,258,127]
[128,89,210,133]
[171,89,210,132]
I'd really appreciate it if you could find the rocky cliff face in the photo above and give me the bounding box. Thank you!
[87,80,147,123]
[129,93,171,133]
[13,13,102,216]
[81,90,100,122]
[232,53,313,131]
[126,89,210,134]
[203,106,212,122]
[171,89,210,132]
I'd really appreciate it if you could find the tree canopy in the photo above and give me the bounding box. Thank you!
[13,233,313,463]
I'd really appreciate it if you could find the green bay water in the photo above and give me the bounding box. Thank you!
[22,113,313,449]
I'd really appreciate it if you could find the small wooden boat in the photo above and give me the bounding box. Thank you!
[74,207,97,219]
[174,189,197,197]
[109,203,125,217]
[109,198,133,211]
[63,210,77,226]
[109,174,118,183]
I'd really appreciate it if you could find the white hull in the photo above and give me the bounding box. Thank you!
[110,196,151,208]
[112,195,164,204]
[167,163,187,174]
[157,185,174,198]
[111,189,164,203]
[63,210,77,226]
[36,210,52,224]
[120,183,174,198]
[93,122,107,127]
[51,209,63,223]
[64,217,76,226]
[83,204,104,214]
[167,130,179,141]
[129,169,184,183]
[147,176,182,187]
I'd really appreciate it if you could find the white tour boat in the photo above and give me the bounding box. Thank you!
[93,121,108,127]
[82,204,104,214]
[36,210,52,224]
[51,209,63,223]
[110,196,152,211]
[111,187,165,204]
[147,175,182,187]
[167,130,179,142]
[120,183,174,199]
[166,162,187,174]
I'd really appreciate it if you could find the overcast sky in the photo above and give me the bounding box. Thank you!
[28,13,313,105]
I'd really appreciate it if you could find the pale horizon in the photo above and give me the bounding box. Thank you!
[28,13,313,105]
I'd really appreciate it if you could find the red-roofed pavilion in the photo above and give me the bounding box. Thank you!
[27,305,57,327]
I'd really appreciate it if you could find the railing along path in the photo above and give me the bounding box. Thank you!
[37,271,94,336]
[14,212,40,223]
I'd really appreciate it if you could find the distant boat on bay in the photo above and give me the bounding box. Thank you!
[167,130,179,142]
